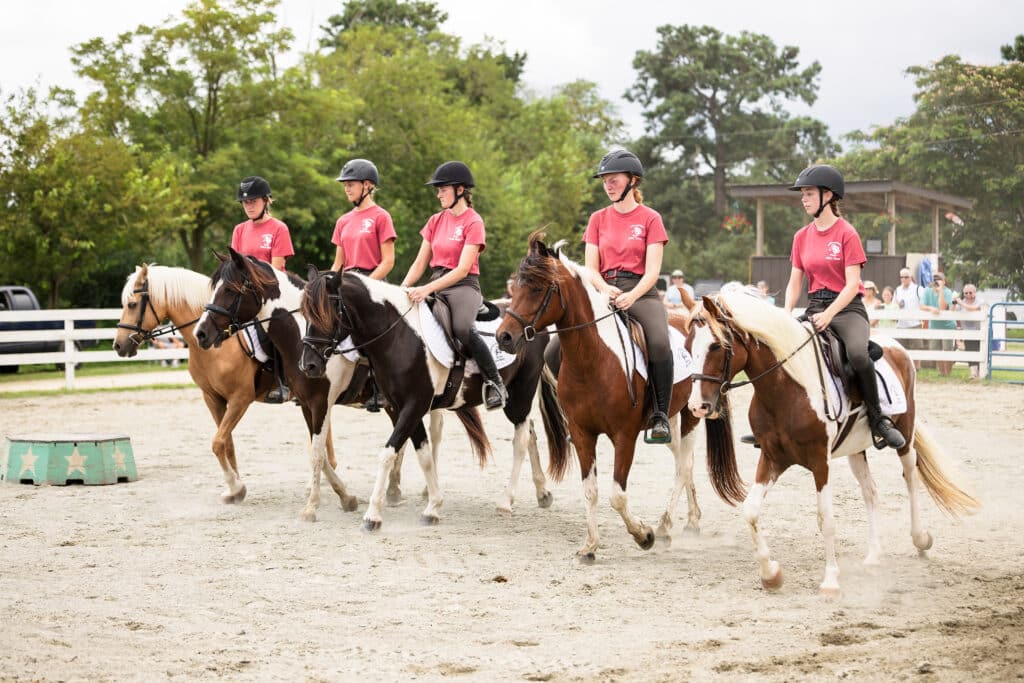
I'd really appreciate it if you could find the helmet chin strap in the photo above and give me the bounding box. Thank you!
[352,184,371,208]
[613,177,635,204]
[256,198,269,220]
[813,188,827,218]
[447,185,465,210]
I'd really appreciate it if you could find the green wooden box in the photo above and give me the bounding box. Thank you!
[1,434,137,485]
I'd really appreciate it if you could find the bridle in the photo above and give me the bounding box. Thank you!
[116,279,200,346]
[504,279,620,341]
[203,271,264,339]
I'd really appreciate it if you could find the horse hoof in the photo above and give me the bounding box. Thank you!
[655,533,673,549]
[683,524,701,537]
[576,551,596,565]
[420,514,440,526]
[341,496,359,513]
[220,485,247,504]
[300,511,317,523]
[914,531,933,552]
[495,505,513,517]
[537,491,554,509]
[635,529,655,551]
[761,565,784,592]
[386,490,403,506]
[362,519,382,532]
[818,585,841,599]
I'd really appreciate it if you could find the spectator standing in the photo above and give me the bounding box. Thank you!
[664,269,694,310]
[894,267,924,368]
[920,271,956,376]
[756,280,776,306]
[955,283,984,379]
[878,286,898,329]
[862,280,881,327]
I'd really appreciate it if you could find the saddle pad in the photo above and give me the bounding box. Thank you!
[418,302,517,372]
[612,315,695,384]
[335,336,361,363]
[241,326,270,364]
[824,350,908,420]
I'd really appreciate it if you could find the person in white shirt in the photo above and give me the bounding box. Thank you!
[663,269,694,310]
[893,267,924,368]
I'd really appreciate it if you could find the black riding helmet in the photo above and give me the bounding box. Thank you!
[337,159,379,207]
[426,161,474,209]
[790,164,844,218]
[237,176,272,219]
[594,149,643,203]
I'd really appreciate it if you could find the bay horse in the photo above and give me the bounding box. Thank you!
[687,283,981,594]
[298,268,570,531]
[494,232,704,563]
[112,264,329,504]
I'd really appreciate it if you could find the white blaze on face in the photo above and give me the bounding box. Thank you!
[687,324,716,412]
[197,278,226,330]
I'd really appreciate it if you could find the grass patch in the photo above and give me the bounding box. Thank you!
[0,360,187,385]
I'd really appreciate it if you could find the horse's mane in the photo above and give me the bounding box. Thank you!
[122,265,211,312]
[302,273,337,332]
[709,282,822,397]
[521,231,612,317]
[212,256,294,297]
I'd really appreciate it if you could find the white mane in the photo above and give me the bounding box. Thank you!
[122,265,211,313]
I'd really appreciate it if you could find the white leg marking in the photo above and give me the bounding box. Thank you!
[579,467,600,558]
[656,419,700,540]
[848,451,883,565]
[817,479,841,595]
[300,429,327,522]
[417,439,444,522]
[900,444,932,552]
[364,446,400,527]
[497,421,529,514]
[744,481,781,587]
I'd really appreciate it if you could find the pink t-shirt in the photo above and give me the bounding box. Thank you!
[331,205,397,272]
[582,204,669,274]
[231,217,294,264]
[420,208,486,274]
[790,217,866,295]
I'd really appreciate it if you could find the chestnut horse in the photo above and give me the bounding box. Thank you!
[112,264,331,504]
[495,233,704,563]
[298,268,570,531]
[687,283,980,594]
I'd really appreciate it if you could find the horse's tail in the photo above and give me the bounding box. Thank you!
[454,405,491,468]
[704,394,746,506]
[538,364,572,481]
[912,422,981,517]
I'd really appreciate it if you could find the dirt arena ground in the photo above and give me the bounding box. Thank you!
[1,380,1022,682]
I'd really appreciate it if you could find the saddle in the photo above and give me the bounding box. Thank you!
[426,296,502,410]
[814,326,884,399]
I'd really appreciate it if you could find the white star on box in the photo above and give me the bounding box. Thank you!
[112,447,127,472]
[19,447,37,477]
[66,448,87,476]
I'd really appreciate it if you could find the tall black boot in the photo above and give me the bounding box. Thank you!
[644,359,673,444]
[856,361,905,449]
[265,348,290,404]
[465,331,507,410]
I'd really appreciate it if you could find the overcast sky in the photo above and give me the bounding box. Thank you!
[2,0,1020,141]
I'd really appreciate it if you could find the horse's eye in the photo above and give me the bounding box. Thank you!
[709,342,721,352]
[128,301,137,309]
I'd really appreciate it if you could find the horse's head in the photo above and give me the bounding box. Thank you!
[299,266,348,378]
[496,231,567,353]
[195,248,279,349]
[687,294,751,419]
[113,264,162,357]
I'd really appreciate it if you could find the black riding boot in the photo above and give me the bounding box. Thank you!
[465,331,507,410]
[265,349,290,404]
[644,359,673,444]
[856,361,905,449]
[364,376,383,413]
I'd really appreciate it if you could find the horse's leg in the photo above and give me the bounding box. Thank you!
[573,430,600,564]
[744,457,782,590]
[413,418,444,525]
[316,408,359,513]
[326,419,338,470]
[299,403,325,522]
[387,444,405,506]
[202,392,247,504]
[901,440,933,554]
[497,419,531,515]
[814,464,841,597]
[655,416,701,544]
[526,418,553,508]
[608,434,655,552]
[847,451,883,565]
[421,409,445,500]
[363,405,430,531]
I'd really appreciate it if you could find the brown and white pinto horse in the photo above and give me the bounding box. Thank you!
[687,283,980,594]
[495,233,704,563]
[112,264,332,504]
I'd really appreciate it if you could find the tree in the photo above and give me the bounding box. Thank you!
[843,53,1024,292]
[1001,34,1024,62]
[320,0,447,48]
[627,25,827,217]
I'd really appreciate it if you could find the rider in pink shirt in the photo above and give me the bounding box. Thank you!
[330,159,397,279]
[231,176,294,271]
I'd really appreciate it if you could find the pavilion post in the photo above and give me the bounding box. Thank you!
[755,199,764,256]
[887,192,897,255]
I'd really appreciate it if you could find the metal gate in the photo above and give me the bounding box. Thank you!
[987,302,1024,383]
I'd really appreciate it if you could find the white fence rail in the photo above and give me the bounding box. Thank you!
[0,306,1009,390]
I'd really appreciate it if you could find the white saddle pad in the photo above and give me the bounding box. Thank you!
[418,302,517,372]
[241,326,270,364]
[612,315,695,384]
[824,351,908,420]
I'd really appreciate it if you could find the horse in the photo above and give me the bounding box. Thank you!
[494,232,705,563]
[686,283,981,594]
[112,263,331,504]
[298,267,570,531]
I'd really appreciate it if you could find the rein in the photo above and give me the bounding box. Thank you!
[203,273,299,339]
[116,282,202,345]
[300,290,415,362]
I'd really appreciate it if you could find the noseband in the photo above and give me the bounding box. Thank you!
[504,282,559,342]
[116,280,162,345]
[301,292,348,364]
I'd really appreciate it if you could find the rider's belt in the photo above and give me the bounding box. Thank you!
[602,269,641,281]
[432,267,454,276]
[808,289,840,302]
[345,267,374,276]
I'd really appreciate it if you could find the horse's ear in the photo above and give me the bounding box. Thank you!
[212,250,228,263]
[307,264,319,282]
[702,295,722,318]
[228,247,246,268]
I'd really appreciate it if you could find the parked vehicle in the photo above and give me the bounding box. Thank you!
[0,286,95,373]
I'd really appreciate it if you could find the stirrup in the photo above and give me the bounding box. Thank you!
[871,416,906,450]
[740,434,761,448]
[484,380,507,410]
[265,384,290,404]
[643,411,671,444]
[364,384,383,413]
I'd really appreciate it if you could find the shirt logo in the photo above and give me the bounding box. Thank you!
[360,218,373,234]
[449,225,464,241]
[261,234,273,250]
[825,241,842,261]
[629,224,644,241]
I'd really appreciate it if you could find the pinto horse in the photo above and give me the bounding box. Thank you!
[495,233,704,563]
[298,268,570,531]
[112,264,330,504]
[687,283,980,594]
